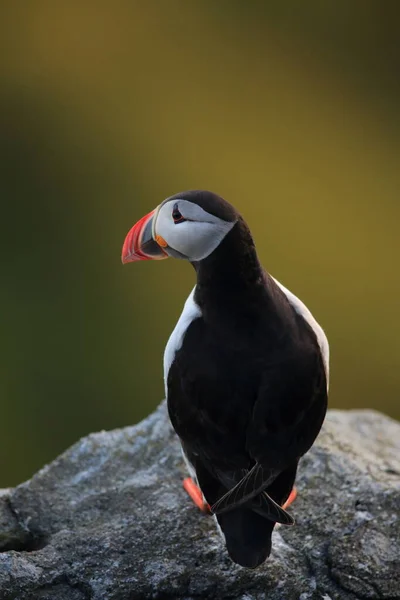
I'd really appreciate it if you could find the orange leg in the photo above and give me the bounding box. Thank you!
[282,486,297,510]
[183,478,297,514]
[183,477,211,513]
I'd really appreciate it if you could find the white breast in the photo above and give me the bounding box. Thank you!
[271,276,330,388]
[163,286,201,396]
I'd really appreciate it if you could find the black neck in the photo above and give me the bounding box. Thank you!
[192,218,275,320]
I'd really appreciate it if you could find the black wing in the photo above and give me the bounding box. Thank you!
[214,340,327,515]
[211,463,294,524]
[247,347,328,468]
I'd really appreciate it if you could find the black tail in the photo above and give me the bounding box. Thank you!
[214,463,298,568]
[188,448,299,569]
[216,507,275,568]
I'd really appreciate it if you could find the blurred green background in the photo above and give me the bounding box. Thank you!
[0,1,399,487]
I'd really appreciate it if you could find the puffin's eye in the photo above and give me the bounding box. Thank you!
[172,203,186,224]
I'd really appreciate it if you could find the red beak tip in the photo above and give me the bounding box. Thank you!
[121,252,136,264]
[122,208,167,263]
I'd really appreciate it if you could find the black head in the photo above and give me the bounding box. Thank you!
[166,190,238,223]
[122,190,245,264]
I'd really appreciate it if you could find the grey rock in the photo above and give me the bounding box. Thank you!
[0,402,399,600]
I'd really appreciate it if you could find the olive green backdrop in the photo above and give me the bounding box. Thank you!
[1,1,399,487]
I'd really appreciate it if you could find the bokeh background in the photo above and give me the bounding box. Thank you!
[1,1,399,487]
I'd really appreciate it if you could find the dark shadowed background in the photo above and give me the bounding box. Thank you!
[0,1,399,487]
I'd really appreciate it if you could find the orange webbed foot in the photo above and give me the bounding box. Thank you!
[183,478,296,515]
[282,486,297,510]
[183,477,211,513]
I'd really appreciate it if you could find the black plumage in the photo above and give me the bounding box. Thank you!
[166,194,328,568]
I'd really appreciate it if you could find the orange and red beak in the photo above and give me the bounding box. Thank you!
[121,208,169,264]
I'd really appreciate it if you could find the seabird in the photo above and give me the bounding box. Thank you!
[122,190,329,568]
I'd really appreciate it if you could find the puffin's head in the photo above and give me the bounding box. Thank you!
[121,190,238,264]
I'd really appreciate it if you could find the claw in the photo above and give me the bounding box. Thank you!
[183,477,211,513]
[282,486,297,510]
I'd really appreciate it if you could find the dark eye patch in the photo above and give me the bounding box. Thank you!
[172,203,186,224]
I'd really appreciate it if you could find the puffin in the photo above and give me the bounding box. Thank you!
[121,190,329,569]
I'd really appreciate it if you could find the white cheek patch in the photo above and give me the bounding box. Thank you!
[155,200,236,261]
[167,221,228,261]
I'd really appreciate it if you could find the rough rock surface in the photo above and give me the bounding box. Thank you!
[0,402,399,600]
